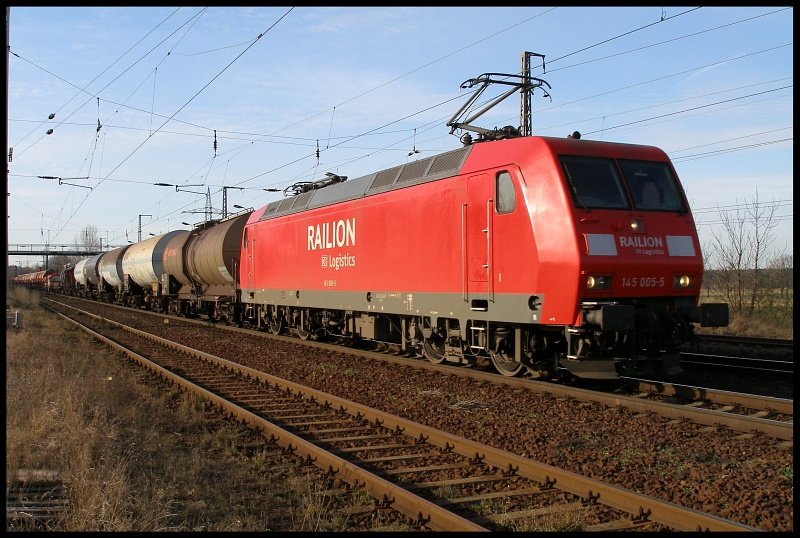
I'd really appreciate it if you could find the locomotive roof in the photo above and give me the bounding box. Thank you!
[256,135,667,222]
[259,144,474,221]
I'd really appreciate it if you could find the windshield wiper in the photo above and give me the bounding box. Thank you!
[563,166,589,212]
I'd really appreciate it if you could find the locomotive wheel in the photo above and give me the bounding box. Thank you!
[297,328,312,340]
[490,351,526,377]
[269,317,285,335]
[422,335,446,364]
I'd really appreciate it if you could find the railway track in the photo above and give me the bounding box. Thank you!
[43,298,758,532]
[693,334,794,350]
[619,377,792,441]
[42,295,793,442]
[684,334,794,374]
[6,470,68,531]
[679,352,793,374]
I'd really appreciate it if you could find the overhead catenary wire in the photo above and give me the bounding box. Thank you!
[544,7,790,74]
[544,6,702,66]
[9,7,183,151]
[44,7,296,243]
[10,7,205,160]
[8,7,791,248]
[13,8,780,161]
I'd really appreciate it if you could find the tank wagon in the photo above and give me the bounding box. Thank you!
[71,253,104,298]
[160,230,191,309]
[82,253,103,291]
[165,212,252,321]
[121,230,186,308]
[73,258,89,294]
[97,245,131,302]
[239,136,728,378]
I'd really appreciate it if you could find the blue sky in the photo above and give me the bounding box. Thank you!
[7,6,793,267]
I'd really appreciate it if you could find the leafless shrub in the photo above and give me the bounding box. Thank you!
[702,191,792,335]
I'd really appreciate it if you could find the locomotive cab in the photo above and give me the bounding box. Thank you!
[557,142,729,377]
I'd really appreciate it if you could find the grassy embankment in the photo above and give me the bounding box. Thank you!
[6,287,393,531]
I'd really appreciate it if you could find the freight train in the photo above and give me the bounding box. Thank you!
[12,133,729,380]
[10,268,62,292]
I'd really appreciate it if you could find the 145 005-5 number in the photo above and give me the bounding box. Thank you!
[622,276,665,288]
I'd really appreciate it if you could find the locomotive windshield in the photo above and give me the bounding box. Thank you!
[560,155,686,212]
[561,156,628,209]
[618,159,686,212]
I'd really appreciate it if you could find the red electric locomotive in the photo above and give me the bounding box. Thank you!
[239,135,728,379]
[51,68,729,380]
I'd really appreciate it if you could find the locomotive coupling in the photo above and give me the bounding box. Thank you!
[691,303,729,327]
[583,304,635,331]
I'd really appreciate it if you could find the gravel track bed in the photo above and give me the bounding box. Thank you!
[86,307,794,531]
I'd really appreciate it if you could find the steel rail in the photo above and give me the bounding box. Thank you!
[625,378,793,416]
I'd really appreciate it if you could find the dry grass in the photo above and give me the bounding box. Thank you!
[7,303,173,530]
[696,311,793,339]
[699,288,793,339]
[6,301,400,531]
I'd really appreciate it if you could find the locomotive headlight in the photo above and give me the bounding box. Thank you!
[673,274,694,288]
[586,275,612,290]
[629,218,643,231]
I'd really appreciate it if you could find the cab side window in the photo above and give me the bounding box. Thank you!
[496,171,516,214]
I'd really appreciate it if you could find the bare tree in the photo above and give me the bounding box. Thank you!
[75,225,102,254]
[50,254,79,270]
[704,191,783,316]
[762,254,794,322]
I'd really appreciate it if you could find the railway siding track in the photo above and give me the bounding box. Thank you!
[679,352,793,374]
[6,470,68,531]
[685,335,794,374]
[44,300,758,532]
[621,379,793,443]
[693,335,794,350]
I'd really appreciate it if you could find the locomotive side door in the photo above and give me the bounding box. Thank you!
[465,174,493,303]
